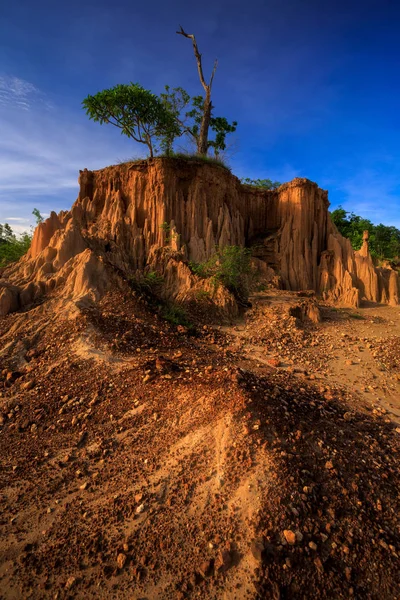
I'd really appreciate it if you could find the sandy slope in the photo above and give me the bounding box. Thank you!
[0,290,399,599]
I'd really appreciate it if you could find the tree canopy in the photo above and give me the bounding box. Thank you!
[159,87,237,157]
[82,29,237,160]
[330,206,400,260]
[82,83,180,158]
[0,223,31,267]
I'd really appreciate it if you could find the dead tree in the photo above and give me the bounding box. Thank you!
[177,25,218,155]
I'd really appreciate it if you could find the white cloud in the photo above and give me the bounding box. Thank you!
[4,217,29,222]
[0,75,143,230]
[0,76,41,111]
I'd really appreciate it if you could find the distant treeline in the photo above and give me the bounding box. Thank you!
[330,207,400,261]
[0,223,31,267]
[0,209,43,267]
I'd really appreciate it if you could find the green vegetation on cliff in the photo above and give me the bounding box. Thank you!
[0,223,31,267]
[83,27,237,161]
[330,206,400,260]
[0,209,43,267]
[189,246,252,303]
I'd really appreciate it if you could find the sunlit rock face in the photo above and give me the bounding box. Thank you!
[0,158,398,317]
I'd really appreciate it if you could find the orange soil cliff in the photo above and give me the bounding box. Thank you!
[0,158,398,316]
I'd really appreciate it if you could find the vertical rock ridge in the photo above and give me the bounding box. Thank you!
[0,158,398,316]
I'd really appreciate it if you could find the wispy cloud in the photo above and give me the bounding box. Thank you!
[4,217,30,222]
[0,75,43,111]
[0,75,142,231]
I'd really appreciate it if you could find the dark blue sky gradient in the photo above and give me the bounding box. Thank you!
[1,0,399,229]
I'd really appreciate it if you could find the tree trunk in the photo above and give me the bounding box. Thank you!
[198,93,212,155]
[146,136,154,158]
[177,27,218,157]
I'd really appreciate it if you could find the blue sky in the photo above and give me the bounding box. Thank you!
[1,0,400,233]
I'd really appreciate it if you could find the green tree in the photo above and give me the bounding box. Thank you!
[159,86,191,155]
[32,208,44,224]
[160,88,237,157]
[330,206,400,259]
[0,223,15,244]
[176,26,237,156]
[82,83,180,158]
[374,224,400,259]
[0,223,31,267]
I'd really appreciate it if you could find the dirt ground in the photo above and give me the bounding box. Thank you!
[0,289,399,599]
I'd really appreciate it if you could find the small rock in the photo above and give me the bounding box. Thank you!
[136,503,145,514]
[295,530,303,542]
[267,358,281,368]
[325,461,334,470]
[117,553,127,569]
[250,538,264,561]
[214,549,232,572]
[309,541,317,551]
[198,560,212,578]
[314,557,324,572]
[65,576,77,590]
[6,371,21,384]
[22,380,35,391]
[77,431,88,447]
[283,530,296,545]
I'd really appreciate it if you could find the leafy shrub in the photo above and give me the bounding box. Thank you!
[240,178,281,190]
[194,290,211,300]
[129,271,164,295]
[349,312,365,320]
[189,246,253,303]
[159,222,180,245]
[160,151,231,171]
[188,259,210,279]
[161,304,192,328]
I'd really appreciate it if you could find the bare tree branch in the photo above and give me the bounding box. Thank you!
[177,25,219,155]
[209,59,218,90]
[176,26,218,93]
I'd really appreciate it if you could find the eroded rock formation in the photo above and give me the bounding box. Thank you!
[0,158,399,317]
